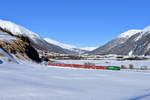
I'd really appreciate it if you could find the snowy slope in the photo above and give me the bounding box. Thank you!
[118,29,141,38]
[0,48,17,63]
[80,47,97,51]
[0,19,41,40]
[0,30,16,41]
[44,38,91,54]
[107,27,150,55]
[44,38,77,50]
[44,38,97,52]
[0,63,150,100]
[143,26,150,32]
[134,26,150,42]
[44,38,97,53]
[0,30,18,63]
[89,29,143,55]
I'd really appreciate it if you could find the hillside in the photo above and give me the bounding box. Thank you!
[0,28,41,63]
[0,19,78,54]
[44,38,96,54]
[44,38,88,54]
[0,19,98,55]
[89,28,150,56]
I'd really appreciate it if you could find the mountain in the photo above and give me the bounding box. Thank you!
[89,29,141,55]
[44,38,90,54]
[80,47,97,51]
[44,38,77,50]
[0,19,77,54]
[106,28,150,56]
[88,29,150,55]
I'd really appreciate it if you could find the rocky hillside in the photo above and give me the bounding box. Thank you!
[88,30,141,55]
[0,28,41,63]
[89,27,150,56]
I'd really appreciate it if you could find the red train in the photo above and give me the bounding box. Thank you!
[48,63,107,70]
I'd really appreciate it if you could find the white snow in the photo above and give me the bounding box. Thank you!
[147,43,150,51]
[44,38,97,52]
[118,29,141,38]
[0,19,41,40]
[128,50,133,56]
[134,33,143,41]
[44,38,96,52]
[44,38,77,50]
[80,47,98,51]
[134,26,150,41]
[0,63,150,100]
[143,26,150,32]
[0,48,17,63]
[0,30,16,41]
[133,26,150,42]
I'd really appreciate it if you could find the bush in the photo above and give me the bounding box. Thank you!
[105,61,110,63]
[7,59,12,62]
[15,35,30,45]
[0,52,5,57]
[129,64,134,69]
[124,57,148,60]
[68,55,84,60]
[140,66,148,70]
[117,56,123,59]
[84,62,95,66]
[25,45,41,62]
[121,65,127,69]
[41,56,49,62]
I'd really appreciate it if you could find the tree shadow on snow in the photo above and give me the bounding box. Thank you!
[129,94,150,100]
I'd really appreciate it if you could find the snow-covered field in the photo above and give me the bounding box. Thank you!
[0,63,150,100]
[57,60,150,68]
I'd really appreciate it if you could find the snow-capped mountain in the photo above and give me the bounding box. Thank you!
[0,19,40,40]
[0,19,96,55]
[80,47,97,51]
[107,28,150,56]
[44,38,77,50]
[89,29,145,55]
[143,26,150,32]
[0,19,80,54]
[118,29,141,38]
[44,38,90,54]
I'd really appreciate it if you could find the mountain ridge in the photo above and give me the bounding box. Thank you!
[89,26,150,56]
[0,19,80,54]
[44,38,97,54]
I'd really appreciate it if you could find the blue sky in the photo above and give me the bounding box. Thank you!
[1,0,150,47]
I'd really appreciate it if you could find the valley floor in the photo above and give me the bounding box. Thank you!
[0,63,150,100]
[58,59,150,68]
